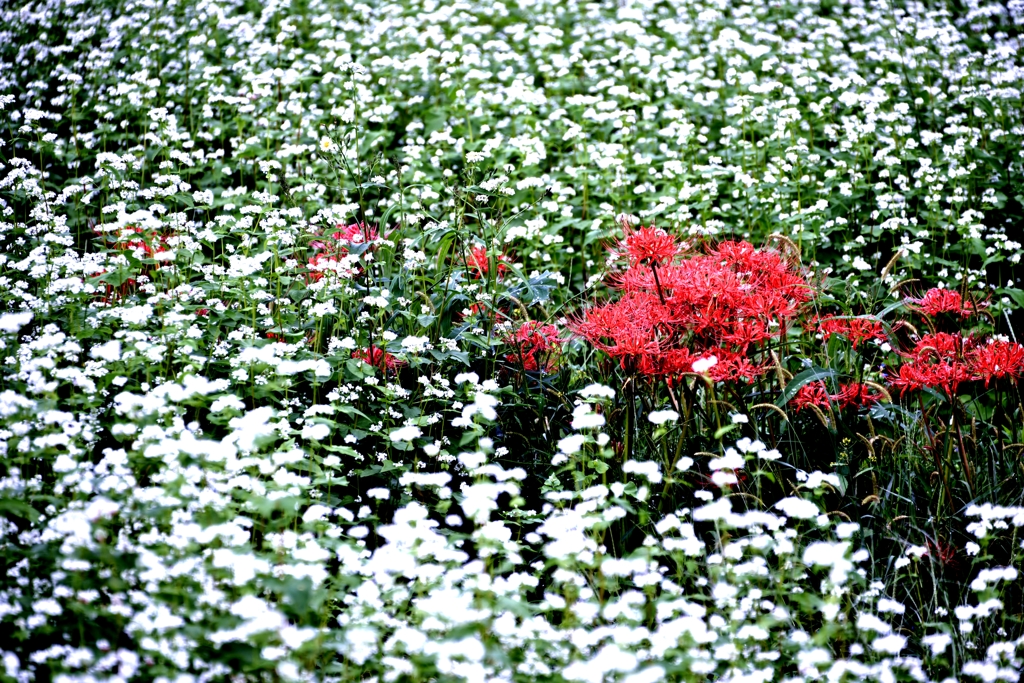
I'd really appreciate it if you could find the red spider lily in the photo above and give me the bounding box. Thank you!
[92,225,174,306]
[332,222,378,245]
[571,291,666,353]
[888,361,974,397]
[705,349,769,384]
[573,236,812,385]
[466,245,512,279]
[969,339,1024,387]
[720,318,776,349]
[886,332,1024,395]
[924,538,959,569]
[640,348,696,377]
[811,315,887,349]
[101,225,173,260]
[306,252,336,282]
[93,274,137,305]
[887,333,976,396]
[614,223,679,268]
[830,382,884,410]
[307,223,379,282]
[352,345,404,373]
[306,252,362,282]
[790,382,831,412]
[505,321,563,372]
[902,332,978,362]
[911,288,986,318]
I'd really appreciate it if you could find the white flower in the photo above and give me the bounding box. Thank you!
[623,460,662,484]
[692,356,718,373]
[856,612,892,634]
[302,505,331,523]
[580,383,615,399]
[0,311,33,333]
[451,391,499,426]
[711,471,738,486]
[120,304,153,325]
[647,409,679,425]
[226,407,276,452]
[836,522,860,539]
[571,404,605,429]
[871,634,906,655]
[709,448,744,470]
[802,541,854,583]
[921,633,952,656]
[775,496,820,519]
[877,597,906,614]
[311,301,337,317]
[301,423,330,441]
[211,395,246,413]
[90,340,121,362]
[389,425,422,443]
[557,434,586,455]
[400,335,430,353]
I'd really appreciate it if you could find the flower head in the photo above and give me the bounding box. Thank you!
[911,288,986,318]
[505,321,563,372]
[332,222,378,245]
[352,345,404,373]
[790,382,831,412]
[574,236,812,386]
[812,315,887,349]
[466,245,511,279]
[615,222,679,268]
[969,339,1024,387]
[830,382,885,410]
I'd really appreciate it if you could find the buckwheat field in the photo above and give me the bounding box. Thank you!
[2,0,1024,680]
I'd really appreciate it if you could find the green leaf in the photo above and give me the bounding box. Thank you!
[502,260,542,302]
[0,498,39,522]
[1003,288,1024,310]
[714,424,738,440]
[873,300,907,320]
[776,367,838,407]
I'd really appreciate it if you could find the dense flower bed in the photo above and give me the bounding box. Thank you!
[2,0,1024,680]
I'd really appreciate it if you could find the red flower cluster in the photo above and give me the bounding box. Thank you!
[888,333,1024,395]
[811,315,888,349]
[352,345,403,373]
[911,287,987,318]
[790,381,885,412]
[93,224,174,304]
[831,382,885,409]
[504,321,563,372]
[572,230,813,383]
[615,224,678,267]
[95,223,174,260]
[791,382,830,412]
[466,245,512,280]
[307,223,379,282]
